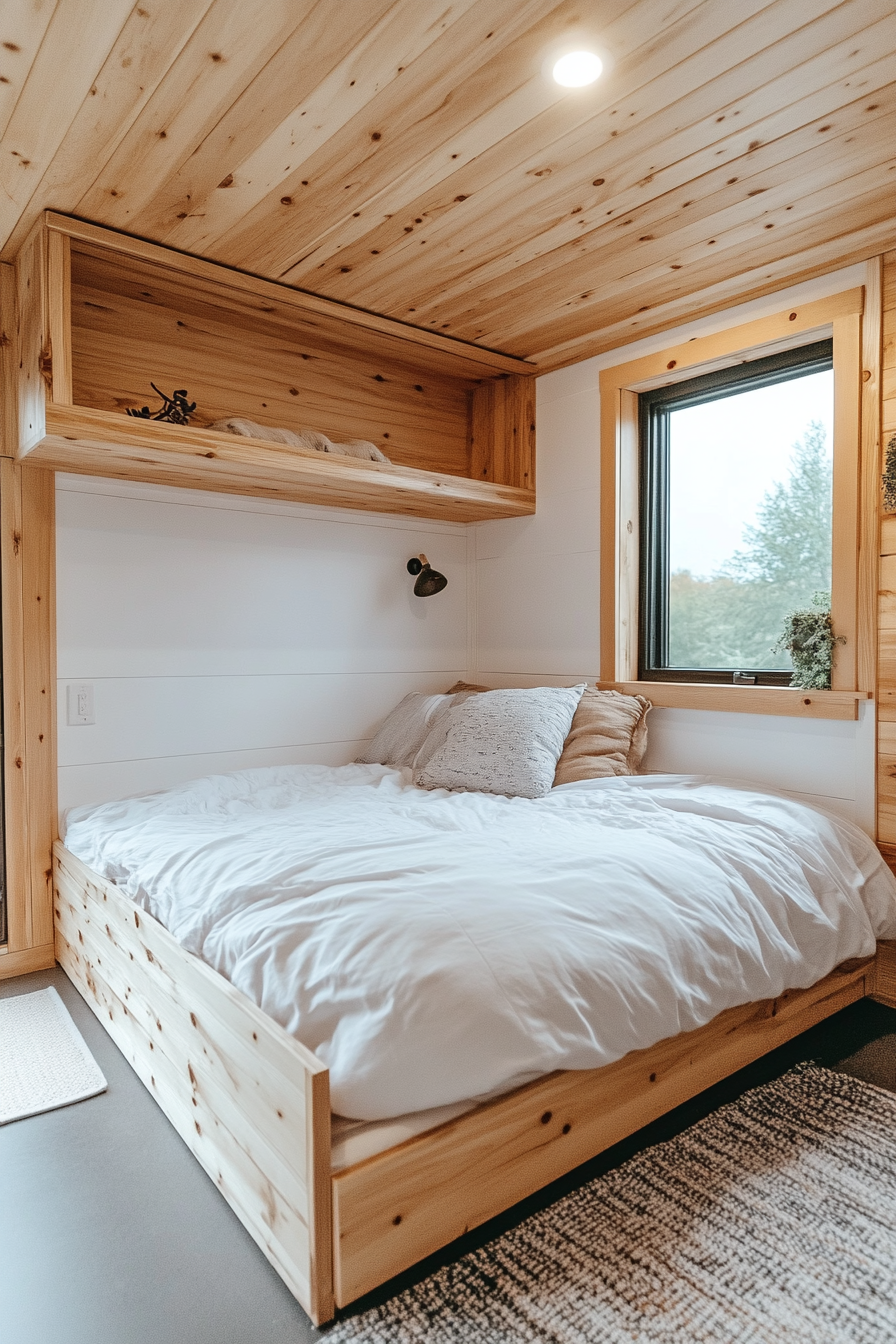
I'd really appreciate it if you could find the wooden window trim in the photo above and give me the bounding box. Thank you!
[598,285,878,720]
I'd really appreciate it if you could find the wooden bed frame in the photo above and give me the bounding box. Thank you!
[53,840,896,1326]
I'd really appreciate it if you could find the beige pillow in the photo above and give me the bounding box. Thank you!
[553,688,651,785]
[443,680,491,694]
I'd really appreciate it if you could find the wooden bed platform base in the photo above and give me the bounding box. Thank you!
[53,841,896,1325]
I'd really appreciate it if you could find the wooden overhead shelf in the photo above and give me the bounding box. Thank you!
[5,213,537,522]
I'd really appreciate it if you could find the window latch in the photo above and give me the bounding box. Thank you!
[733,671,757,686]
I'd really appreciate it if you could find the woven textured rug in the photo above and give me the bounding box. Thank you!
[329,1065,896,1343]
[0,986,106,1124]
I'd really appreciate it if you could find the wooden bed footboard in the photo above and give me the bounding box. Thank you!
[53,843,334,1325]
[53,840,894,1325]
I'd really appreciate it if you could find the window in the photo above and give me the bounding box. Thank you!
[597,286,872,717]
[638,340,834,685]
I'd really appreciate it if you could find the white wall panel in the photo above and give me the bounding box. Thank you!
[58,741,366,819]
[57,482,466,678]
[56,476,465,818]
[57,671,458,767]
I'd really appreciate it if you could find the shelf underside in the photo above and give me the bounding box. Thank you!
[24,404,536,522]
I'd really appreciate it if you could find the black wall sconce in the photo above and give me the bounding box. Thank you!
[407,554,448,597]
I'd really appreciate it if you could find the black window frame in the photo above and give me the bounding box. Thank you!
[638,338,834,686]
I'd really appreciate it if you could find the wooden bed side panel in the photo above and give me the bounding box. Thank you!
[53,843,334,1325]
[332,958,871,1306]
[871,939,896,1008]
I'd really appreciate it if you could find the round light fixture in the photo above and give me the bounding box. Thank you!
[552,50,603,87]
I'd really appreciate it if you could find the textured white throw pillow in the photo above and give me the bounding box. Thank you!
[414,686,585,798]
[355,692,457,769]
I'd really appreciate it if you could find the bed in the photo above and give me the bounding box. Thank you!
[54,761,896,1324]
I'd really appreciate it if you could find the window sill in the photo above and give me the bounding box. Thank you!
[599,681,872,721]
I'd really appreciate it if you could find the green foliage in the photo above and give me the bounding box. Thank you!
[720,421,832,591]
[771,592,844,690]
[668,421,833,672]
[883,433,896,514]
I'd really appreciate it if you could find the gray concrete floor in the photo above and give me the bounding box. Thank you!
[3,965,896,1344]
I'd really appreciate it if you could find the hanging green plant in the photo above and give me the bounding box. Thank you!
[771,591,845,690]
[883,433,896,514]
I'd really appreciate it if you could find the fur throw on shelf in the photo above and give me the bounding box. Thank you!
[208,416,390,463]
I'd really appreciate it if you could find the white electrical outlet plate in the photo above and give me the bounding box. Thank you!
[67,683,95,726]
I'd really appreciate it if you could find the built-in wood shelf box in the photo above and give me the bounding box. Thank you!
[6,213,537,522]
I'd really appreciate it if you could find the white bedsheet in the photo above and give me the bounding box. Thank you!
[63,765,896,1121]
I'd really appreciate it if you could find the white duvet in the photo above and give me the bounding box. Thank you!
[63,765,896,1120]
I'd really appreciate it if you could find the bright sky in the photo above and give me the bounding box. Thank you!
[669,369,834,578]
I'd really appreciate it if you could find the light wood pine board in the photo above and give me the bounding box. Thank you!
[28,404,536,524]
[312,32,894,319]
[877,251,896,843]
[332,957,873,1305]
[207,0,862,285]
[0,458,56,968]
[54,842,334,1325]
[873,940,896,1007]
[69,279,475,477]
[0,2,891,362]
[461,161,895,353]
[275,9,894,298]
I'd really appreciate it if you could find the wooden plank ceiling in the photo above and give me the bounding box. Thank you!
[1,0,893,369]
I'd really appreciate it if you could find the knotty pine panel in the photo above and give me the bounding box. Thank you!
[69,283,475,477]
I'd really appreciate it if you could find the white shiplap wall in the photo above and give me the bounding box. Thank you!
[469,262,876,833]
[56,474,469,821]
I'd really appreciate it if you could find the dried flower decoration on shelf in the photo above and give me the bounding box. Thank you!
[126,384,197,425]
[883,433,896,514]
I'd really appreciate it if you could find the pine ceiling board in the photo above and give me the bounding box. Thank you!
[73,0,309,233]
[463,161,895,348]
[243,0,657,285]
[400,85,895,336]
[493,177,896,356]
[0,0,57,143]
[0,0,215,264]
[0,0,134,245]
[193,0,579,274]
[218,0,699,283]
[156,0,552,256]
[123,0,398,246]
[530,218,895,369]
[172,1,577,266]
[358,16,895,326]
[294,0,835,312]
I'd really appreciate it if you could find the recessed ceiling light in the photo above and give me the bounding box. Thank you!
[552,50,603,87]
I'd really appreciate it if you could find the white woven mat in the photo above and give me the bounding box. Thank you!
[0,986,106,1124]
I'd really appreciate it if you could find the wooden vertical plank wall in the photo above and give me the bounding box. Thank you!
[878,251,896,853]
[0,258,56,975]
[470,375,534,489]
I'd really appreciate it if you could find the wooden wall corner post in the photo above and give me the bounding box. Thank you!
[0,262,17,459]
[0,459,56,975]
[469,375,535,491]
[830,304,863,692]
[1,219,57,974]
[15,215,49,457]
[12,211,71,458]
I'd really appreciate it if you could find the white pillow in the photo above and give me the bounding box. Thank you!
[356,692,456,769]
[414,686,585,798]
